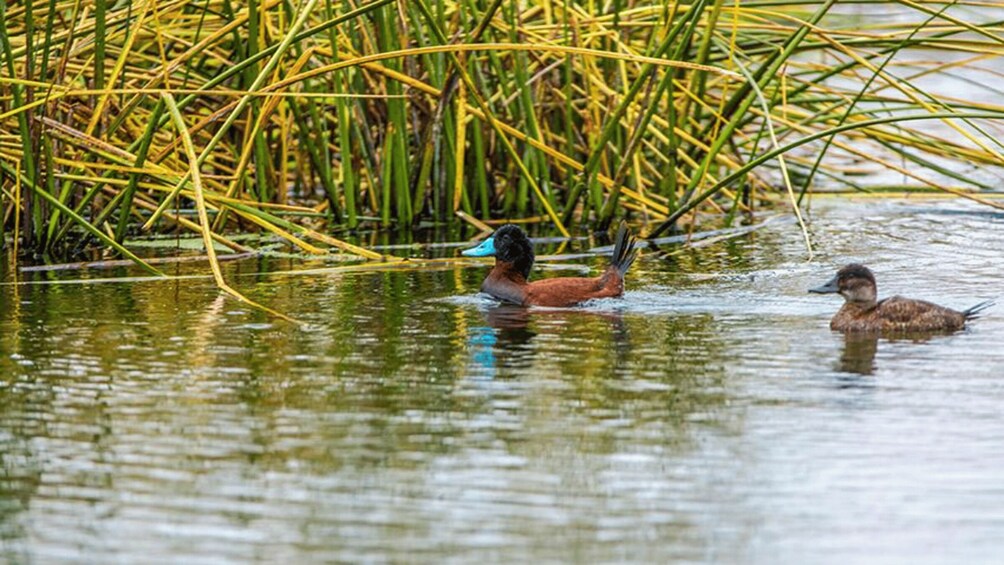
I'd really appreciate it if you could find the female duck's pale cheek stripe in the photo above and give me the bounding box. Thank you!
[461,236,497,257]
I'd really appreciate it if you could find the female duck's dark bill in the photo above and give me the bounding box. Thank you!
[462,236,496,257]
[809,275,839,294]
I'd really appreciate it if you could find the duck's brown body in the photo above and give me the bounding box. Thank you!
[830,296,968,332]
[482,262,626,308]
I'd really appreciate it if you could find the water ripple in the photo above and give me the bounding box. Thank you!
[2,199,1004,562]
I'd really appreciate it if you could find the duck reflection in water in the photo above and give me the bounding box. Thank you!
[838,333,879,376]
[837,330,964,378]
[466,304,629,379]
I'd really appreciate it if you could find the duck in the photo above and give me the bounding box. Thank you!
[809,263,992,332]
[461,223,637,307]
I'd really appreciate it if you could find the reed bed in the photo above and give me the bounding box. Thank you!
[2,0,1004,272]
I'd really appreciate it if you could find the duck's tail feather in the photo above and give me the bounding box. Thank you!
[610,221,637,277]
[963,300,995,320]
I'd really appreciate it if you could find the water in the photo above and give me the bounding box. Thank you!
[2,198,1004,563]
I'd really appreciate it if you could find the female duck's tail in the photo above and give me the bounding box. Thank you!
[610,222,638,277]
[963,300,995,320]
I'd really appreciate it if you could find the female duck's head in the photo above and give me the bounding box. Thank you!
[462,224,535,279]
[810,263,878,305]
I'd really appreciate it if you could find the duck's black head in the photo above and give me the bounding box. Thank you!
[809,263,878,304]
[461,224,535,279]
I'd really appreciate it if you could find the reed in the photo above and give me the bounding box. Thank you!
[1,0,1003,271]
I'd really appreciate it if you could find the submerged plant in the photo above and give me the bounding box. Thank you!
[0,0,1002,272]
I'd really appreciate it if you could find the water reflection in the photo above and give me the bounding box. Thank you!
[836,329,965,377]
[467,303,631,379]
[483,304,538,345]
[838,334,879,375]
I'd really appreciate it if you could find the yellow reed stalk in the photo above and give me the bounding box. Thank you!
[85,0,152,136]
[162,92,298,323]
[453,79,468,212]
[12,161,19,262]
[266,42,742,94]
[220,47,316,201]
[145,0,321,229]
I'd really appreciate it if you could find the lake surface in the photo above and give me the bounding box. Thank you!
[2,198,1003,563]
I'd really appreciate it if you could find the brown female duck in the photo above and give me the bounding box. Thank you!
[462,223,637,307]
[809,264,992,332]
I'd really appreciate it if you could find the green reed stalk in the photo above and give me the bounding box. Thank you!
[37,0,56,82]
[470,113,490,218]
[336,73,358,228]
[380,122,394,228]
[114,100,165,242]
[0,0,39,248]
[307,97,342,219]
[563,0,704,225]
[94,0,106,100]
[597,1,708,229]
